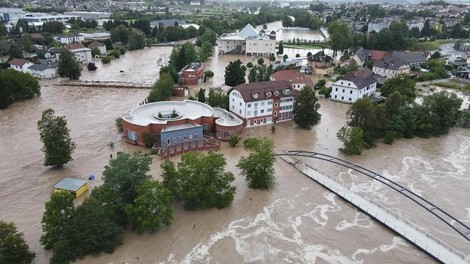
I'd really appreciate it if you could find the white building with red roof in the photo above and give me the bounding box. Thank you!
[8,58,34,73]
[64,43,92,64]
[229,80,298,127]
[270,70,314,91]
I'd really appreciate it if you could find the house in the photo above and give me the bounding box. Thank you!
[373,57,410,79]
[391,51,429,66]
[229,80,297,127]
[308,50,334,76]
[53,34,85,45]
[178,63,204,85]
[9,58,34,73]
[368,19,391,33]
[28,61,58,79]
[64,43,92,64]
[331,69,377,104]
[88,41,107,55]
[149,19,186,29]
[270,70,314,91]
[217,24,276,56]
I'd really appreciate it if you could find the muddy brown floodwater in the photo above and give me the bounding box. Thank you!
[1,46,469,264]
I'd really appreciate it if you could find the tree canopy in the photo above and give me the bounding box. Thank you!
[293,86,321,129]
[148,73,175,102]
[380,74,416,103]
[58,49,81,80]
[161,151,236,210]
[237,137,276,190]
[0,220,35,264]
[328,21,351,57]
[224,60,246,87]
[0,69,41,109]
[37,108,76,167]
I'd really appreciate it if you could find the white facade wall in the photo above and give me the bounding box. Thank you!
[331,80,377,103]
[55,35,85,44]
[10,62,33,73]
[71,49,92,64]
[217,39,244,54]
[29,68,57,79]
[245,38,276,56]
[230,90,247,118]
[373,65,410,79]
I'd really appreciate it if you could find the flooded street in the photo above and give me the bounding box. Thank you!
[1,45,469,264]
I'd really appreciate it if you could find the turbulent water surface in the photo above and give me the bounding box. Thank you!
[0,44,469,264]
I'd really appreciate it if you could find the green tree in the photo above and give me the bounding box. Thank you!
[207,88,229,109]
[328,21,352,57]
[204,70,214,82]
[72,197,122,257]
[248,67,258,83]
[128,29,146,50]
[90,47,101,56]
[337,126,366,155]
[257,57,264,65]
[37,108,76,167]
[422,91,462,135]
[293,86,321,129]
[8,43,23,60]
[58,48,81,80]
[102,152,152,205]
[224,60,246,87]
[237,137,276,190]
[228,133,241,147]
[161,151,236,210]
[277,42,284,55]
[380,74,416,102]
[282,16,293,27]
[140,131,156,148]
[19,34,34,53]
[125,179,173,233]
[40,192,75,250]
[197,88,206,102]
[0,220,35,264]
[0,69,40,109]
[148,73,175,102]
[199,41,213,62]
[41,21,65,34]
[160,65,179,83]
[283,54,288,62]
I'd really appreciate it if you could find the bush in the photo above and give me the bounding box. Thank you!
[247,62,254,68]
[383,131,395,144]
[101,56,112,64]
[119,47,127,55]
[115,117,123,133]
[110,50,121,58]
[141,131,156,148]
[228,133,241,147]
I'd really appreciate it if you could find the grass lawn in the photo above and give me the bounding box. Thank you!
[407,39,468,51]
[432,80,470,93]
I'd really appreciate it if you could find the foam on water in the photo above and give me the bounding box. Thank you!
[336,211,374,231]
[351,236,408,262]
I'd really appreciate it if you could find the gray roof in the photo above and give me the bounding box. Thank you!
[353,47,368,63]
[29,62,58,71]
[238,24,258,38]
[373,57,408,71]
[150,19,186,27]
[53,177,87,192]
[341,69,376,89]
[391,51,427,64]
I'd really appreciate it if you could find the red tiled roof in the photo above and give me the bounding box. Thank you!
[88,41,105,48]
[9,58,30,66]
[65,43,86,50]
[271,70,314,86]
[233,80,297,102]
[369,50,389,60]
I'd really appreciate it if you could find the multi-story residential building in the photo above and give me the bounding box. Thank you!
[373,57,410,79]
[54,34,85,45]
[391,51,429,66]
[229,80,297,127]
[367,19,391,33]
[217,24,276,56]
[270,70,314,91]
[331,69,377,104]
[178,63,204,85]
[64,43,92,64]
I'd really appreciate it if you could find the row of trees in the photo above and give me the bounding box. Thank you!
[194,87,229,110]
[337,75,466,155]
[41,136,276,262]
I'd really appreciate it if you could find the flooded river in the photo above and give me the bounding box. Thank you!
[1,45,469,264]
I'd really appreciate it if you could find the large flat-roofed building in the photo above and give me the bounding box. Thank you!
[20,14,81,26]
[121,100,243,150]
[217,24,276,56]
[229,80,297,127]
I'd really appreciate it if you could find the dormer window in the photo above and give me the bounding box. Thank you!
[265,91,272,97]
[274,90,280,96]
[283,89,291,95]
[252,93,259,99]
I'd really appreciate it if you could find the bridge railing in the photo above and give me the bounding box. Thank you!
[293,159,468,261]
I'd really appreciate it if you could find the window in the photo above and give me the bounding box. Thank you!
[349,98,352,101]
[341,82,343,85]
[334,95,337,98]
[239,109,241,114]
[267,108,272,112]
[173,137,176,143]
[247,111,251,116]
[167,138,170,144]
[274,103,278,107]
[342,89,345,93]
[261,102,265,106]
[341,96,344,100]
[239,102,242,106]
[254,103,258,107]
[335,88,338,91]
[268,101,273,105]
[183,136,187,141]
[248,103,251,108]
[232,105,234,110]
[261,109,264,113]
[254,110,258,115]
[348,83,350,86]
[274,111,277,116]
[350,90,352,94]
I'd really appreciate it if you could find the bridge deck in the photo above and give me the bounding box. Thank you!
[280,156,468,264]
